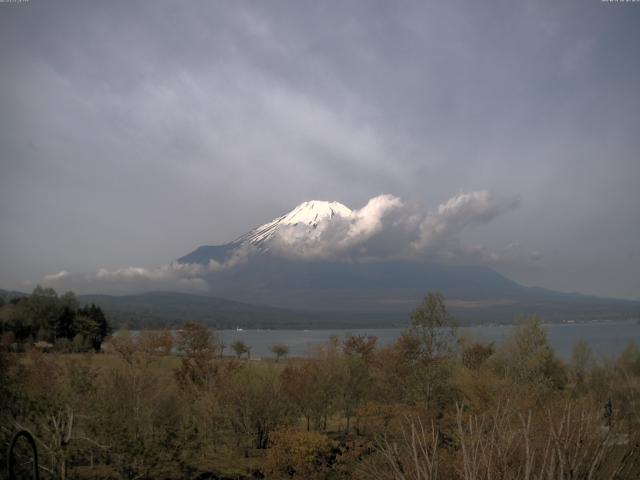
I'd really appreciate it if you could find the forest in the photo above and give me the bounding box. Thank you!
[0,287,111,353]
[1,291,640,479]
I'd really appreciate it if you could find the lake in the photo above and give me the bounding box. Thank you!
[216,320,640,360]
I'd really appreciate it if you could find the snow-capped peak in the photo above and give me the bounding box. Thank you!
[235,200,352,246]
[278,200,352,226]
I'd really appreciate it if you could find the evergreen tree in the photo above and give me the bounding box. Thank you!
[56,306,76,341]
[0,288,111,351]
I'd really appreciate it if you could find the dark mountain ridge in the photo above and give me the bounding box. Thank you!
[5,200,639,329]
[168,198,640,326]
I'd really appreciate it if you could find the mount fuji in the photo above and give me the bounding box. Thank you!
[174,200,639,324]
[179,200,353,264]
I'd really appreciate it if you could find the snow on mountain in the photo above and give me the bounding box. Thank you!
[171,196,640,323]
[234,200,353,247]
[177,200,360,265]
[178,192,505,265]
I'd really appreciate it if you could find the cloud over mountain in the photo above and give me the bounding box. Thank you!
[2,1,639,300]
[413,191,520,260]
[43,263,209,295]
[266,191,518,262]
[40,191,519,294]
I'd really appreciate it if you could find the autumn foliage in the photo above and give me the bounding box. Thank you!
[1,294,640,479]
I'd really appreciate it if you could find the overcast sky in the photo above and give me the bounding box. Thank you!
[1,0,639,299]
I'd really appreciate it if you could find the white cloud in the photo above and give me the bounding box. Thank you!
[268,194,406,260]
[41,251,254,295]
[207,244,256,271]
[413,190,520,257]
[40,191,522,294]
[43,270,71,282]
[42,262,209,295]
[268,191,518,262]
[344,194,404,243]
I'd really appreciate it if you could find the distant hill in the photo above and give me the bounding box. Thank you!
[76,289,640,331]
[175,250,640,324]
[77,291,304,329]
[8,200,639,330]
[0,289,29,303]
[4,286,637,330]
[77,291,405,330]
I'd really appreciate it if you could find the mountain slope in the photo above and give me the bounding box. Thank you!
[78,291,309,329]
[178,200,353,264]
[77,291,413,329]
[0,289,29,303]
[77,289,640,330]
[235,200,352,247]
[174,200,640,323]
[178,242,240,265]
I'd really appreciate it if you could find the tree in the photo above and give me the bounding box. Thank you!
[231,339,250,359]
[0,288,111,351]
[372,336,421,406]
[225,363,293,449]
[341,354,371,433]
[29,286,61,340]
[108,328,173,367]
[342,334,377,361]
[59,291,78,310]
[176,321,218,386]
[55,307,76,341]
[409,292,458,360]
[72,334,85,352]
[618,341,640,376]
[264,429,333,479]
[570,340,594,384]
[271,343,290,362]
[281,362,326,431]
[14,351,102,480]
[404,293,459,409]
[309,337,346,431]
[493,315,567,390]
[177,321,215,356]
[461,341,495,370]
[0,342,23,457]
[94,347,185,479]
[341,335,377,433]
[76,304,111,351]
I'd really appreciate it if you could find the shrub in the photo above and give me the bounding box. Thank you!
[264,428,334,479]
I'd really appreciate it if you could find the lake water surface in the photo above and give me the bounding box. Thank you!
[216,321,640,361]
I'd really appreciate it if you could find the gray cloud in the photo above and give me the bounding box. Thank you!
[268,194,405,260]
[41,246,255,295]
[1,1,639,299]
[413,191,520,257]
[42,263,209,295]
[41,191,519,293]
[269,191,519,263]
